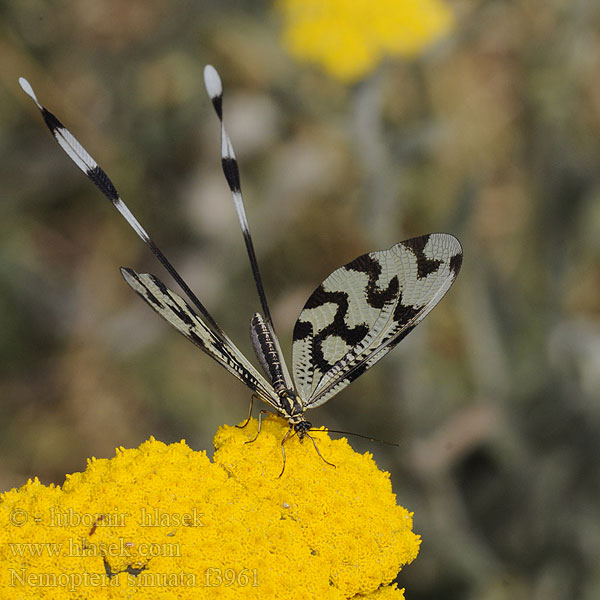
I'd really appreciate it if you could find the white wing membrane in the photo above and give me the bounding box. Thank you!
[292,234,462,407]
[120,268,280,407]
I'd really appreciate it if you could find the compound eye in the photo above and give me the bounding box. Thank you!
[297,421,311,433]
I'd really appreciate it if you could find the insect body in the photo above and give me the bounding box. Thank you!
[20,67,462,467]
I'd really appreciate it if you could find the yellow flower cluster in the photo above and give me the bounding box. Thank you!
[278,0,454,82]
[0,416,420,598]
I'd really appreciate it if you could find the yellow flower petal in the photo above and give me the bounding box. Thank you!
[1,416,420,598]
[278,0,454,82]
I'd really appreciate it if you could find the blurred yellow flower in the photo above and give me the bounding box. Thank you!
[278,0,454,82]
[0,416,419,598]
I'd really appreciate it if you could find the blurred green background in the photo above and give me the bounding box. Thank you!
[1,1,600,599]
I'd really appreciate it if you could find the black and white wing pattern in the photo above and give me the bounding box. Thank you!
[121,268,280,407]
[292,233,462,408]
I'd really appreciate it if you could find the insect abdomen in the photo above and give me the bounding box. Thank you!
[250,313,287,394]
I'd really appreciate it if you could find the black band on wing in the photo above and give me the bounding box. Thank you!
[401,235,442,279]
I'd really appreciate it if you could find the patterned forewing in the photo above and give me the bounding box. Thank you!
[292,251,397,400]
[121,268,279,407]
[292,234,462,407]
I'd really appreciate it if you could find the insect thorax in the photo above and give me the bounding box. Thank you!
[276,390,311,440]
[277,388,304,419]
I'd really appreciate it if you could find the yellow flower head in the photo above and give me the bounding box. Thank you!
[0,416,420,598]
[278,0,454,82]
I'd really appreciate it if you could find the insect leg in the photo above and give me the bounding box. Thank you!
[277,426,294,478]
[305,433,336,469]
[244,409,271,444]
[236,393,257,429]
